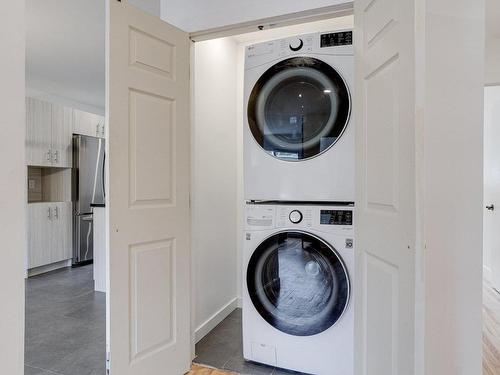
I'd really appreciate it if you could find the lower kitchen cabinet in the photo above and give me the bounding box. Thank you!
[27,202,72,269]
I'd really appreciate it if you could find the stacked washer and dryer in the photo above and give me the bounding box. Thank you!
[242,30,355,375]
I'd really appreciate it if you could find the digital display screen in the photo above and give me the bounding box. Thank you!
[320,31,353,47]
[320,210,353,225]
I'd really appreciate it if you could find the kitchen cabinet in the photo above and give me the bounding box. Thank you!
[73,109,105,138]
[26,98,73,168]
[52,104,73,168]
[26,98,52,167]
[27,202,72,269]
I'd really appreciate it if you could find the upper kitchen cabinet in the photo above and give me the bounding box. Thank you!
[26,97,73,168]
[52,104,73,168]
[73,109,105,139]
[26,97,52,167]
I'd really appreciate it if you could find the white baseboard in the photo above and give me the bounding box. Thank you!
[194,297,240,343]
[484,265,492,282]
[28,259,72,277]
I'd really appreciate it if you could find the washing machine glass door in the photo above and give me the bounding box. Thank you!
[247,57,351,161]
[247,231,350,336]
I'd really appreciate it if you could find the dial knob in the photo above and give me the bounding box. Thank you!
[289,38,304,52]
[289,210,303,224]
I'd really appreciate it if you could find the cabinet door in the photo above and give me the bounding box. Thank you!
[27,203,52,268]
[73,109,104,138]
[52,104,73,168]
[51,202,72,263]
[96,115,105,138]
[26,98,52,166]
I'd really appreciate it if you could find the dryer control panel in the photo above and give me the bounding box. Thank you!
[245,29,354,70]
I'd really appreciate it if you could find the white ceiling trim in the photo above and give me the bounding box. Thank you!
[189,3,354,42]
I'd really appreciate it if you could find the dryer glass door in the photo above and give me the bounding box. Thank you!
[247,57,351,161]
[247,231,350,336]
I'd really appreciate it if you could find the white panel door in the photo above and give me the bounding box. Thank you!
[52,104,73,168]
[484,86,500,291]
[107,1,191,374]
[354,0,417,374]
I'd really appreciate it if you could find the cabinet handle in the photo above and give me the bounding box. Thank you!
[54,150,59,163]
[47,207,52,220]
[54,206,59,219]
[96,124,100,137]
[46,149,52,161]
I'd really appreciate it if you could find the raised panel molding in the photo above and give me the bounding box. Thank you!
[129,89,175,208]
[364,252,399,375]
[364,0,397,47]
[365,55,400,213]
[129,239,176,362]
[129,27,175,79]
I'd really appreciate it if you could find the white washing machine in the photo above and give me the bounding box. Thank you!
[244,30,354,202]
[243,203,354,375]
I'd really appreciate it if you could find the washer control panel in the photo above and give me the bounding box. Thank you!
[246,204,354,234]
[277,207,313,228]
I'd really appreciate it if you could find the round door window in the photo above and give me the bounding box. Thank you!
[247,57,351,161]
[247,231,350,336]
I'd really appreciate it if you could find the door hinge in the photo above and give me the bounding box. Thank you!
[106,351,111,374]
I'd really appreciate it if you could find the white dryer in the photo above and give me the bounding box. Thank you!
[243,203,354,375]
[244,30,354,202]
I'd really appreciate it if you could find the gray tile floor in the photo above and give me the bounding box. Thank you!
[25,265,106,375]
[25,267,305,375]
[195,309,306,375]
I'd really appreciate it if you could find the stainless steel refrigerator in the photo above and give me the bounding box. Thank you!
[72,135,105,265]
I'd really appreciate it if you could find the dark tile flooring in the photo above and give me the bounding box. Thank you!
[25,265,106,375]
[195,309,306,375]
[25,267,304,375]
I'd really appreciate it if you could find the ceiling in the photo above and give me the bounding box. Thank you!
[160,0,350,32]
[26,0,105,111]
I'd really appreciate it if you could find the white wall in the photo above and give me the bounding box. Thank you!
[423,0,485,373]
[0,1,25,374]
[192,38,240,341]
[161,0,351,32]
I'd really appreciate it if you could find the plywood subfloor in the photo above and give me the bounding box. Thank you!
[189,364,237,375]
[484,281,500,375]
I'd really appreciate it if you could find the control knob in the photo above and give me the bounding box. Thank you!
[289,210,303,224]
[289,38,304,52]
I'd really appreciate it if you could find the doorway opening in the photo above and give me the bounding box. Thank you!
[483,85,500,374]
[24,1,107,374]
[190,14,354,375]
